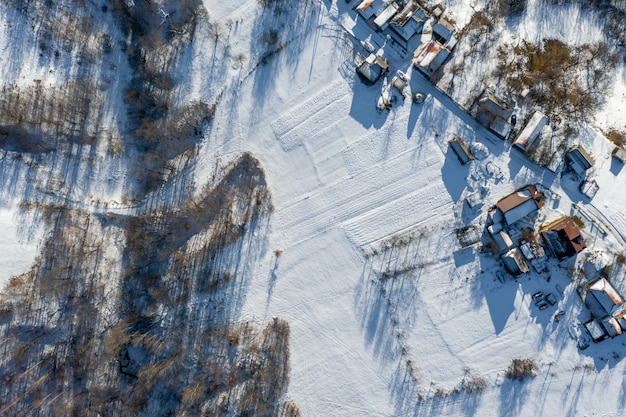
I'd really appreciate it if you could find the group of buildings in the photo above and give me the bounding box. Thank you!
[354,0,458,84]
[485,184,626,345]
[485,185,586,276]
[348,0,626,347]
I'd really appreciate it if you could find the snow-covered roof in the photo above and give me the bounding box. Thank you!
[602,317,623,337]
[584,319,607,342]
[587,277,624,318]
[501,248,529,275]
[373,2,399,29]
[413,40,450,75]
[476,92,514,137]
[357,53,388,83]
[503,199,538,225]
[448,136,474,165]
[492,230,513,252]
[433,19,455,44]
[357,0,385,19]
[513,111,549,151]
[390,13,425,42]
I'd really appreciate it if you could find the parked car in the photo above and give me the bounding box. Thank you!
[532,292,543,302]
[546,293,557,305]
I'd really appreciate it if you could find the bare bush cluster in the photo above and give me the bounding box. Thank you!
[494,39,618,122]
[505,358,539,380]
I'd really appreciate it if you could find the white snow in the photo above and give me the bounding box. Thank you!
[1,0,626,415]
[0,206,43,289]
[190,1,626,415]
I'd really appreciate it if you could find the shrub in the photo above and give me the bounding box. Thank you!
[606,128,626,148]
[505,358,538,379]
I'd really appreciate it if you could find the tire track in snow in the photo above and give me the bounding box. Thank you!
[271,80,351,151]
[276,142,452,247]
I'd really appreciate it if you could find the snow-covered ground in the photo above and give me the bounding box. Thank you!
[1,0,626,415]
[191,1,626,415]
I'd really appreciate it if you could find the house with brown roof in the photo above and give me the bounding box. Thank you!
[540,216,586,261]
[496,185,545,226]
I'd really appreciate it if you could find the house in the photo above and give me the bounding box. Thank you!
[389,2,429,43]
[432,18,457,47]
[501,248,529,275]
[496,185,545,226]
[448,136,474,165]
[585,278,624,318]
[541,217,586,261]
[476,92,514,138]
[413,40,451,76]
[612,147,626,164]
[356,53,389,83]
[565,145,594,175]
[578,277,626,341]
[512,111,549,152]
[373,2,400,30]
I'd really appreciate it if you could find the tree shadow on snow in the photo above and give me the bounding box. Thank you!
[498,379,531,417]
[249,0,322,122]
[610,157,624,176]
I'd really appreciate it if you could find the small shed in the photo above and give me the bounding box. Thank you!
[432,18,457,47]
[357,53,389,84]
[448,136,474,165]
[566,145,594,175]
[612,147,626,163]
[580,179,599,199]
[584,319,607,343]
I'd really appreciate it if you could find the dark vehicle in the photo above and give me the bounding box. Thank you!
[546,293,557,305]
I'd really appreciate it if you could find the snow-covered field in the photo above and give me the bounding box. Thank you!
[194,1,626,415]
[2,0,626,415]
